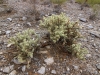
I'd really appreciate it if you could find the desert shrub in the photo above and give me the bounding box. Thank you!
[76,0,100,19]
[50,0,67,5]
[8,29,39,63]
[40,13,88,59]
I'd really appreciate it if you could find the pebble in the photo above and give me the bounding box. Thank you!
[96,63,100,70]
[79,18,87,22]
[38,66,45,74]
[7,18,12,22]
[22,65,26,72]
[3,66,11,73]
[89,30,100,38]
[46,46,51,49]
[6,30,11,35]
[9,70,17,75]
[67,67,70,71]
[51,70,56,74]
[73,65,79,70]
[17,24,21,27]
[27,22,31,26]
[0,31,1,35]
[9,65,14,71]
[22,16,27,21]
[88,25,93,29]
[44,57,54,65]
[86,54,91,58]
[0,52,3,55]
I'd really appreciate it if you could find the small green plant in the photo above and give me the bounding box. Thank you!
[8,29,39,63]
[40,13,88,59]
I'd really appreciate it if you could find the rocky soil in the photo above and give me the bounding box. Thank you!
[0,0,100,75]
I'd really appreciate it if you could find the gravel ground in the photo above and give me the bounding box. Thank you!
[0,0,100,75]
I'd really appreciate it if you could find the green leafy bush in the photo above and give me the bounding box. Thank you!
[8,29,39,63]
[40,13,88,59]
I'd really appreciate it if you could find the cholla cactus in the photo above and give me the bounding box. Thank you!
[9,29,39,63]
[40,13,88,59]
[40,13,80,43]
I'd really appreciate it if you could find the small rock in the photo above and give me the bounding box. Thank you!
[3,66,10,73]
[73,65,79,70]
[22,16,27,21]
[96,63,100,70]
[9,65,14,71]
[38,66,45,74]
[0,31,1,35]
[17,24,21,26]
[44,57,54,65]
[0,52,3,55]
[86,54,91,58]
[88,25,93,29]
[51,70,56,74]
[9,70,17,75]
[89,30,100,38]
[46,46,51,49]
[67,67,70,71]
[6,30,11,35]
[22,65,26,72]
[7,18,12,22]
[12,58,21,64]
[27,22,31,26]
[79,18,87,22]
[79,14,82,16]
